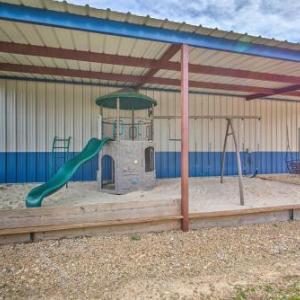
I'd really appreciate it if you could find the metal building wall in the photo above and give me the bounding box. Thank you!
[1,78,300,183]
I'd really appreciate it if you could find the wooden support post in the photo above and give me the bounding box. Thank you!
[181,44,189,231]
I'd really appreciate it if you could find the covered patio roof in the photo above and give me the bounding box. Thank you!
[1,0,300,231]
[0,0,300,101]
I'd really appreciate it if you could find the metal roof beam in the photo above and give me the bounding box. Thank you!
[2,42,300,85]
[1,3,300,62]
[246,84,300,100]
[2,62,300,98]
[136,44,180,89]
[2,75,300,103]
[0,42,160,69]
[188,64,300,84]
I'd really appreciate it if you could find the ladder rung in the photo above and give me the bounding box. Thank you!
[55,138,70,141]
[53,146,69,149]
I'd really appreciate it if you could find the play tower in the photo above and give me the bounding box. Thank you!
[96,89,157,194]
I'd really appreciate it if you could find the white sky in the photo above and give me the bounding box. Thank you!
[60,0,300,43]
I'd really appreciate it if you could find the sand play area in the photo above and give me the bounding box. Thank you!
[1,175,300,212]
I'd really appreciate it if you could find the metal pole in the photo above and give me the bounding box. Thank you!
[116,97,120,142]
[154,115,261,120]
[99,106,103,140]
[228,118,245,206]
[131,109,135,141]
[220,119,230,183]
[151,104,154,141]
[181,44,189,232]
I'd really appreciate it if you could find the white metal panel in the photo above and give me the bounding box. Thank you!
[26,81,36,152]
[297,103,300,152]
[91,85,101,138]
[260,100,268,151]
[174,92,180,154]
[289,101,298,151]
[230,97,242,151]
[45,83,56,152]
[213,95,223,152]
[193,94,201,152]
[201,94,210,153]
[0,80,6,152]
[156,90,169,152]
[36,82,46,152]
[168,90,177,152]
[82,85,91,145]
[55,83,64,143]
[6,80,16,152]
[64,84,74,152]
[73,85,83,152]
[189,93,196,152]
[16,80,27,152]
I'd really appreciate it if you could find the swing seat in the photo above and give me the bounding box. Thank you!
[286,160,300,174]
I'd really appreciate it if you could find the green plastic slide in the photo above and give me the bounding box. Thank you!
[25,137,111,208]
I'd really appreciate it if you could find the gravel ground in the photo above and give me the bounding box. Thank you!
[1,221,300,299]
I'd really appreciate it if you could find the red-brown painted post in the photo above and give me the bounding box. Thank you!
[181,44,189,232]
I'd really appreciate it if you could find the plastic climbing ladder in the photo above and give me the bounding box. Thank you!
[50,136,71,179]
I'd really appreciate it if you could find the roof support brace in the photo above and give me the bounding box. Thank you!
[136,44,180,89]
[246,84,300,100]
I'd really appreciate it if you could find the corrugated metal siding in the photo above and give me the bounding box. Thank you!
[1,78,300,183]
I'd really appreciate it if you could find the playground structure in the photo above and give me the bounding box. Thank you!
[25,89,157,207]
[96,89,157,194]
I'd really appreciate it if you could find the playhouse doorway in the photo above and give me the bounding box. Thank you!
[101,155,115,190]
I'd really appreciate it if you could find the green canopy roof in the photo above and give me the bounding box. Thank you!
[95,89,157,110]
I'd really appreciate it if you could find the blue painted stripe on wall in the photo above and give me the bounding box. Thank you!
[0,151,298,183]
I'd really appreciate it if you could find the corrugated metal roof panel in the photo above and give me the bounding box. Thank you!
[2,0,300,49]
[188,47,300,76]
[0,0,300,102]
